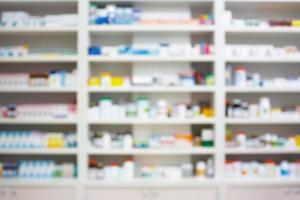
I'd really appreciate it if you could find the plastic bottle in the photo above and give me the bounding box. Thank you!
[123,134,133,149]
[196,161,206,178]
[259,97,271,118]
[236,132,246,148]
[102,132,111,149]
[99,97,113,119]
[123,160,135,180]
[137,96,150,119]
[234,66,247,87]
[201,129,214,147]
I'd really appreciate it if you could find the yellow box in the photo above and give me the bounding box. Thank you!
[295,135,300,147]
[111,76,124,87]
[292,20,300,27]
[203,108,214,117]
[88,77,100,86]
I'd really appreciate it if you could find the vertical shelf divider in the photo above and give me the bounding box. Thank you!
[78,0,89,199]
[214,0,226,199]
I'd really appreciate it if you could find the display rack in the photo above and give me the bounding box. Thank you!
[0,0,300,200]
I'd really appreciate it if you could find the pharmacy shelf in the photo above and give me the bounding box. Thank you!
[88,55,215,63]
[225,148,300,155]
[0,118,77,125]
[0,0,77,2]
[89,0,214,3]
[224,179,300,186]
[0,87,77,93]
[225,57,300,63]
[88,118,215,125]
[225,118,300,124]
[0,56,78,63]
[0,27,78,34]
[87,86,215,93]
[0,148,78,155]
[0,179,78,187]
[225,0,300,3]
[225,87,300,93]
[88,147,215,155]
[85,178,218,188]
[88,25,215,33]
[86,179,300,188]
[225,27,300,34]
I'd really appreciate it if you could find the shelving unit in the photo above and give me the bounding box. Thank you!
[0,1,80,200]
[0,0,300,200]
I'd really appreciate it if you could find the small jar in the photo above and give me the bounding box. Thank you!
[137,96,150,119]
[249,103,258,118]
[201,129,214,147]
[234,66,247,87]
[102,132,111,149]
[225,160,235,178]
[280,161,290,178]
[100,72,111,87]
[157,99,168,119]
[126,103,137,118]
[196,161,206,178]
[259,97,271,119]
[123,159,135,180]
[295,160,300,178]
[123,134,133,149]
[236,132,247,148]
[99,97,113,119]
[265,160,276,178]
[181,163,193,178]
[176,103,187,119]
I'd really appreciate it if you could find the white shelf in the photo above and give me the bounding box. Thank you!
[225,0,300,2]
[224,179,300,186]
[88,55,215,62]
[88,118,215,125]
[85,178,217,188]
[0,118,77,124]
[226,56,300,63]
[89,0,214,3]
[0,87,77,93]
[0,0,77,2]
[0,179,78,187]
[2,0,300,197]
[0,56,78,63]
[88,25,215,33]
[225,118,300,124]
[226,27,300,34]
[0,27,78,33]
[0,148,78,155]
[88,147,215,155]
[88,86,215,93]
[225,87,300,93]
[225,148,300,155]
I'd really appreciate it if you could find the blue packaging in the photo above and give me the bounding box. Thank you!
[89,46,102,55]
[96,16,109,25]
[118,45,131,55]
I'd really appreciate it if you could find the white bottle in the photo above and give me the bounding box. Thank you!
[99,97,113,119]
[123,134,133,149]
[102,132,111,149]
[236,132,246,148]
[249,103,258,118]
[157,99,168,119]
[137,97,150,119]
[206,158,214,178]
[259,97,271,118]
[123,160,135,180]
